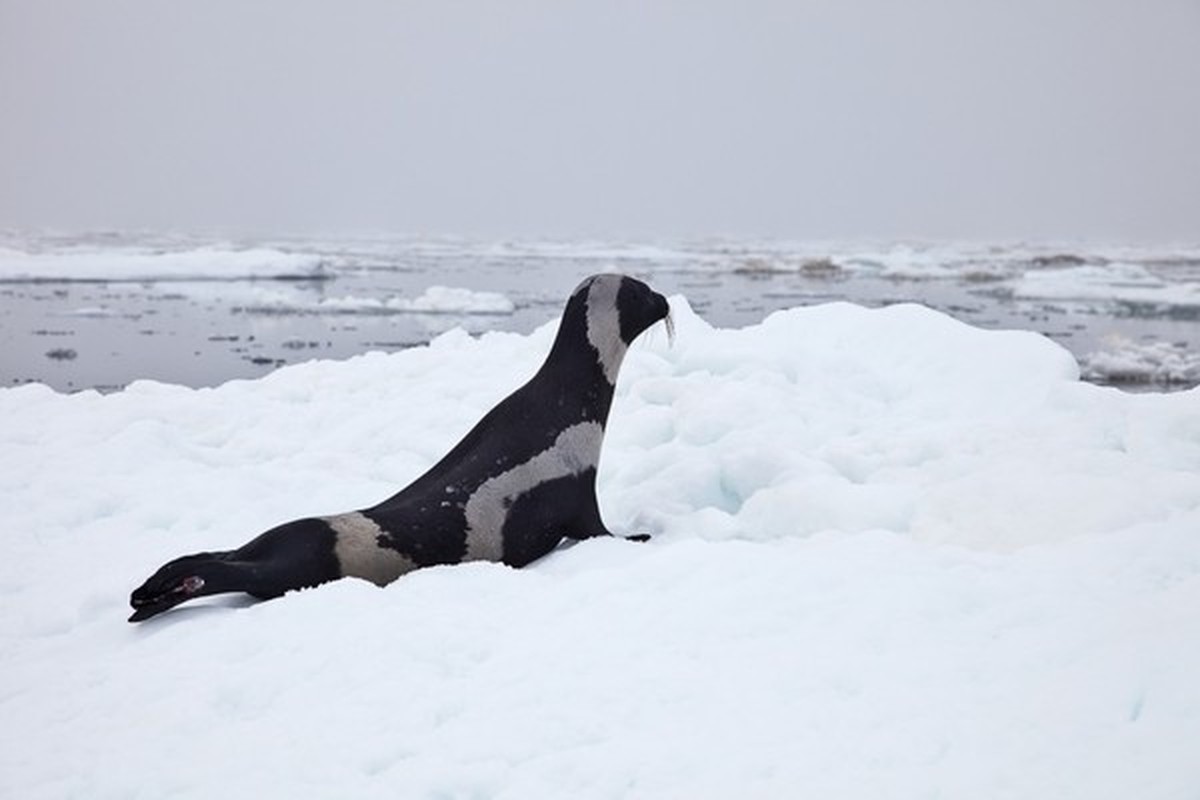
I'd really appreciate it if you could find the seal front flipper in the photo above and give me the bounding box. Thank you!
[564,523,651,543]
[563,504,651,543]
[560,489,617,542]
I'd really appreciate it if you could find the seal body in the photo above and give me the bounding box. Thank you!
[129,274,669,621]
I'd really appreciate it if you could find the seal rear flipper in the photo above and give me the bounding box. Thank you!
[562,504,650,543]
[128,551,298,622]
[128,592,192,622]
[129,552,237,622]
[565,527,651,543]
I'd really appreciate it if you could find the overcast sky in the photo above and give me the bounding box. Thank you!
[2,0,1198,240]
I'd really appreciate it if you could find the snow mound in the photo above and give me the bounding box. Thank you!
[0,245,330,281]
[2,299,1198,799]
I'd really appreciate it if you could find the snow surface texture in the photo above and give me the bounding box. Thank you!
[2,299,1199,799]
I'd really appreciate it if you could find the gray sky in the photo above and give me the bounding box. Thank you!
[2,0,1198,240]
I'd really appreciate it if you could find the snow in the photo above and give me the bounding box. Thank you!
[2,298,1199,799]
[0,244,330,281]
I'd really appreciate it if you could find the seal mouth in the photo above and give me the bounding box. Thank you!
[128,575,205,622]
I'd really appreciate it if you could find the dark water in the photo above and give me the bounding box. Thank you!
[2,235,1197,393]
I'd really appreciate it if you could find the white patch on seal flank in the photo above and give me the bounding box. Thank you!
[585,275,627,384]
[324,511,418,586]
[463,421,604,561]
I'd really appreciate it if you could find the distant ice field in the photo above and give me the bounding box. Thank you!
[1,231,1198,391]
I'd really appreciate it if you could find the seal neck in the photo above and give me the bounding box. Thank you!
[536,317,621,425]
[534,353,618,424]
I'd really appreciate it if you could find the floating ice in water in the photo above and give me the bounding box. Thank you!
[1013,263,1200,308]
[4,232,1200,394]
[236,286,516,315]
[1081,335,1200,386]
[61,306,118,318]
[2,298,1198,798]
[720,241,1200,301]
[0,244,330,282]
[385,286,515,314]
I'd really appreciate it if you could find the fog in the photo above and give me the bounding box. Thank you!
[2,0,1198,240]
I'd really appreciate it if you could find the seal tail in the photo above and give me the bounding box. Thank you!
[129,517,343,622]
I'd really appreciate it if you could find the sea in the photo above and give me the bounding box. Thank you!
[2,230,1198,393]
